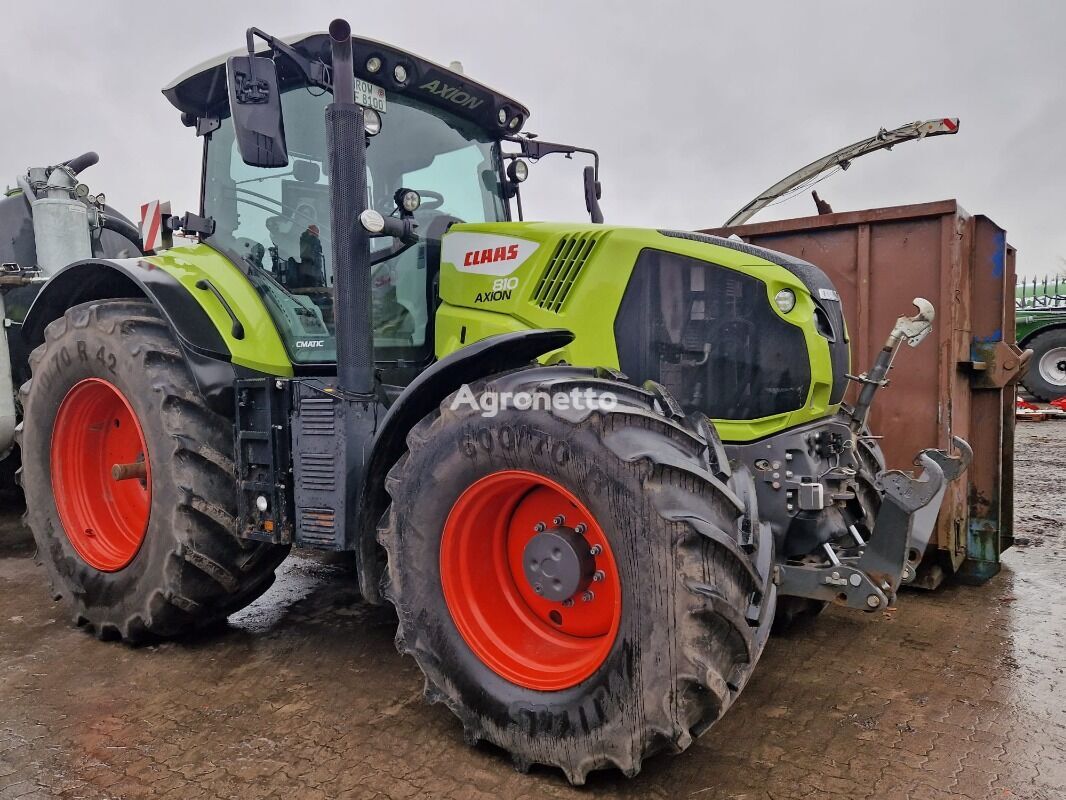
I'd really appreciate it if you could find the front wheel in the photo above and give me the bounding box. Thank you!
[378,367,775,783]
[18,300,289,641]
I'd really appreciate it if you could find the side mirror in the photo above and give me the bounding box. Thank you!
[226,55,288,168]
[583,165,603,224]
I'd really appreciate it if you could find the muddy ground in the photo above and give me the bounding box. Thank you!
[0,422,1063,800]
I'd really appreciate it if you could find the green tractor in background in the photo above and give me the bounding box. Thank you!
[1015,275,1066,401]
[9,20,970,783]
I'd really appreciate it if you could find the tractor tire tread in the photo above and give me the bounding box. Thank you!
[19,299,289,643]
[377,365,774,784]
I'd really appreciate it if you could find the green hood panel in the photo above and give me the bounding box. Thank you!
[435,222,841,442]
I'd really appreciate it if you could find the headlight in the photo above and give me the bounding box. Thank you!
[363,108,382,136]
[774,288,796,314]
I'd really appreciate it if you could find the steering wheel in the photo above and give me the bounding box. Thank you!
[410,190,444,212]
[234,187,324,232]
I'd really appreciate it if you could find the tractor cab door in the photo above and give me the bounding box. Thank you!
[201,84,508,382]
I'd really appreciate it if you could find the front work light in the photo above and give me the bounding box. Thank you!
[507,159,529,183]
[395,188,421,213]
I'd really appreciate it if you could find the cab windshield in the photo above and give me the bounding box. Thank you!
[203,86,508,365]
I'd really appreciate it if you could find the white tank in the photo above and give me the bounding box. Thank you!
[31,196,92,275]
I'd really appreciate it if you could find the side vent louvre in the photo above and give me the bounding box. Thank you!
[299,398,337,436]
[532,233,600,312]
[297,507,337,548]
[292,384,347,550]
[298,453,336,491]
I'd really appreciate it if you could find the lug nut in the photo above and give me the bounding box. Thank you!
[533,522,546,533]
[866,594,881,608]
[562,598,574,608]
[534,583,544,595]
[553,515,565,526]
[589,544,602,556]
[593,570,605,582]
[582,590,595,602]
[574,523,587,535]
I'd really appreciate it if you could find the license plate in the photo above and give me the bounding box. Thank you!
[355,79,386,113]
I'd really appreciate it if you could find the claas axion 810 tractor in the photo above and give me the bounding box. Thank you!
[8,20,970,783]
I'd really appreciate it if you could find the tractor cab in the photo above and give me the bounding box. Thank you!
[163,32,593,381]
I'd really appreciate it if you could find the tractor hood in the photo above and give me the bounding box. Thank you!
[162,32,530,138]
[434,222,851,441]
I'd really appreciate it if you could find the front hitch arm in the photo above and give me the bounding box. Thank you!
[776,436,972,612]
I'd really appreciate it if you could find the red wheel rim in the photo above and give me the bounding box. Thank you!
[50,378,152,572]
[440,470,622,691]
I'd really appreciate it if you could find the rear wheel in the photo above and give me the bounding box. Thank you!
[1023,328,1066,402]
[18,299,289,641]
[378,367,775,783]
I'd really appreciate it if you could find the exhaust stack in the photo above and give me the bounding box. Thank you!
[325,18,373,396]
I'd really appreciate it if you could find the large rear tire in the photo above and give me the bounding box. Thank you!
[17,300,289,642]
[1022,327,1066,402]
[378,367,775,783]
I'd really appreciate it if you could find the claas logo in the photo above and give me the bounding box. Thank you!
[463,244,520,268]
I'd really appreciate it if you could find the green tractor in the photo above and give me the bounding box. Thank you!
[1015,274,1066,401]
[12,20,970,783]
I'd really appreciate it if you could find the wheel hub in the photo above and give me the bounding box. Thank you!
[1039,346,1066,386]
[50,378,151,572]
[439,469,622,691]
[523,527,595,602]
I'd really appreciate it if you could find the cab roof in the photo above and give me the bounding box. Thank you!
[162,31,530,137]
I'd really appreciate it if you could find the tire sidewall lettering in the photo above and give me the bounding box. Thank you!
[459,421,571,467]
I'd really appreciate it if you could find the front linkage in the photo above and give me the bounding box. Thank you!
[776,439,971,611]
[733,298,972,612]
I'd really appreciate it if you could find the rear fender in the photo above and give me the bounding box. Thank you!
[22,258,238,412]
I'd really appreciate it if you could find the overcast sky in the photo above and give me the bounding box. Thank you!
[2,1,1062,276]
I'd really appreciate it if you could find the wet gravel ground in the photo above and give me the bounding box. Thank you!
[0,422,1064,799]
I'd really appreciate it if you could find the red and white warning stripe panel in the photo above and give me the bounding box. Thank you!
[139,200,171,252]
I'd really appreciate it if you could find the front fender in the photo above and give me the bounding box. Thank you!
[354,327,575,602]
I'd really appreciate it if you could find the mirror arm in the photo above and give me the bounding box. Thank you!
[244,26,330,90]
[502,135,602,222]
[503,136,601,182]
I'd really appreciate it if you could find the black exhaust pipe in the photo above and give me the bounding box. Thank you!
[325,18,373,396]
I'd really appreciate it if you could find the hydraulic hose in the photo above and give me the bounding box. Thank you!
[100,214,144,252]
[63,151,100,175]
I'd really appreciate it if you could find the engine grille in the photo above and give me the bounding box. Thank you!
[532,233,601,312]
[615,249,811,421]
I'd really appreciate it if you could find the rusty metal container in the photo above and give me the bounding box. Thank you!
[702,200,1022,586]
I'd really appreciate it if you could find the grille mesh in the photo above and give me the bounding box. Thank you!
[532,234,600,312]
